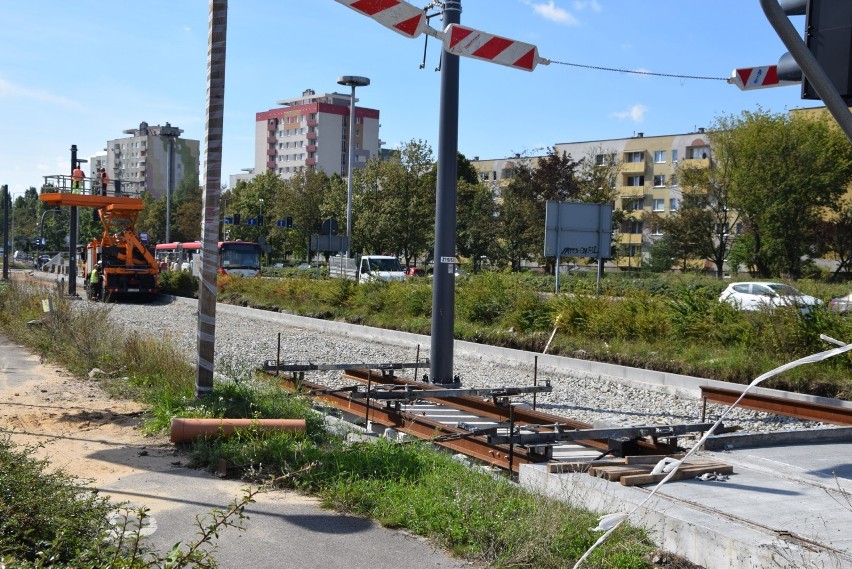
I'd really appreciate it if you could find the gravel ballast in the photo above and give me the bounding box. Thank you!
[104,296,830,438]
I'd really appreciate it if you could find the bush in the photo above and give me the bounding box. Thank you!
[159,270,199,298]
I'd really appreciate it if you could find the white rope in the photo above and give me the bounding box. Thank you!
[573,336,852,569]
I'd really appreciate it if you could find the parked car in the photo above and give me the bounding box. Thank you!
[828,292,852,315]
[406,266,425,277]
[719,282,821,312]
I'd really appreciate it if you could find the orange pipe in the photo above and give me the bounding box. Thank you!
[170,418,306,444]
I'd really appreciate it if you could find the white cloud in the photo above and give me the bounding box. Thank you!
[0,78,83,111]
[572,0,602,12]
[523,0,579,26]
[611,104,649,123]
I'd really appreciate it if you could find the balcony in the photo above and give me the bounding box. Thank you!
[619,233,643,245]
[616,256,643,269]
[621,160,647,174]
[619,186,645,198]
[681,157,710,169]
[266,148,276,156]
[305,157,317,166]
[267,135,276,143]
[306,144,317,152]
[307,118,317,126]
[266,161,276,169]
[306,131,317,140]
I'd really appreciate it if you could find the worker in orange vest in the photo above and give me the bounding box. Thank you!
[99,168,110,196]
[71,164,84,194]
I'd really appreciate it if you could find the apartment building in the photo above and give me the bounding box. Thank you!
[254,88,380,180]
[106,122,200,199]
[470,129,712,268]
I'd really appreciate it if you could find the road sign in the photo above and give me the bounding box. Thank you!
[247,218,257,226]
[728,65,798,90]
[334,0,428,38]
[224,216,233,225]
[439,256,458,264]
[321,218,339,235]
[444,24,548,72]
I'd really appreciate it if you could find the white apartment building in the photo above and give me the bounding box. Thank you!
[254,89,380,179]
[107,122,200,199]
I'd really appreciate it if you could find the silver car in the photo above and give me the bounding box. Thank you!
[829,292,852,315]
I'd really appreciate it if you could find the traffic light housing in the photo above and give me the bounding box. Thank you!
[777,0,852,103]
[233,213,241,225]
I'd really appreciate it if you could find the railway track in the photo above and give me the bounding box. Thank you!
[264,362,714,474]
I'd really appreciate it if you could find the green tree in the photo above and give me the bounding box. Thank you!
[812,198,852,279]
[456,179,497,272]
[497,149,581,271]
[713,108,852,278]
[356,140,435,265]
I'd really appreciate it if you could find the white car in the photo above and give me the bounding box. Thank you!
[719,282,821,312]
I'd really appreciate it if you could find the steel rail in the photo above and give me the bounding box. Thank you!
[701,386,852,425]
[275,373,537,472]
[341,369,676,454]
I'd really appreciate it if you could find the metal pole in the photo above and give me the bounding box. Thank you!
[338,75,369,258]
[429,0,461,386]
[166,135,174,243]
[346,83,355,258]
[69,145,78,296]
[1,185,8,280]
[196,0,227,398]
[554,204,561,294]
[760,0,852,142]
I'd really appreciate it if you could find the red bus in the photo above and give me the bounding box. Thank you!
[154,241,262,277]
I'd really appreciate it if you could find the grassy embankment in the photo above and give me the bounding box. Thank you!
[0,280,669,569]
[211,270,852,398]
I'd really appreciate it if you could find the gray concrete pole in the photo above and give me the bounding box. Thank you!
[429,0,461,385]
[196,0,227,397]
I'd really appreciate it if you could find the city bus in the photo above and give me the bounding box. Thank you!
[154,241,262,277]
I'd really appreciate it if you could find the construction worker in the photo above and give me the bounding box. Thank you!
[71,164,85,194]
[89,262,102,300]
[99,168,110,196]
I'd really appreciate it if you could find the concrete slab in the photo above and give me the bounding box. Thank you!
[520,442,852,569]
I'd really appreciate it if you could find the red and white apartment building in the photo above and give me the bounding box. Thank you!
[254,88,381,181]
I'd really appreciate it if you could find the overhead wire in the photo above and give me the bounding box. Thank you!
[547,59,729,82]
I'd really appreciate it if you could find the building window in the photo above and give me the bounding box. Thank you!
[626,175,644,187]
[671,149,678,163]
[626,151,644,163]
[626,199,643,211]
[652,199,665,212]
[670,175,678,187]
[628,220,643,233]
[670,198,679,211]
[653,175,666,187]
[654,150,666,163]
[687,146,709,159]
[595,153,616,166]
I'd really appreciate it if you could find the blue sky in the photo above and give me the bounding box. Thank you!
[0,1,817,198]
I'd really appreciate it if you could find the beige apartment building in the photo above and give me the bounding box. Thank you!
[254,88,380,180]
[105,122,200,199]
[471,129,712,269]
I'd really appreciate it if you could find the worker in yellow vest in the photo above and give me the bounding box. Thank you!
[71,164,85,194]
[89,262,102,300]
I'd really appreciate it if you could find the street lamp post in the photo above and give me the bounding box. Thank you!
[337,75,370,258]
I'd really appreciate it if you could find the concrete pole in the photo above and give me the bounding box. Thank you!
[429,0,461,385]
[196,0,227,398]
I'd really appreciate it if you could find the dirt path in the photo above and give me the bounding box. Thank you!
[0,335,177,484]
